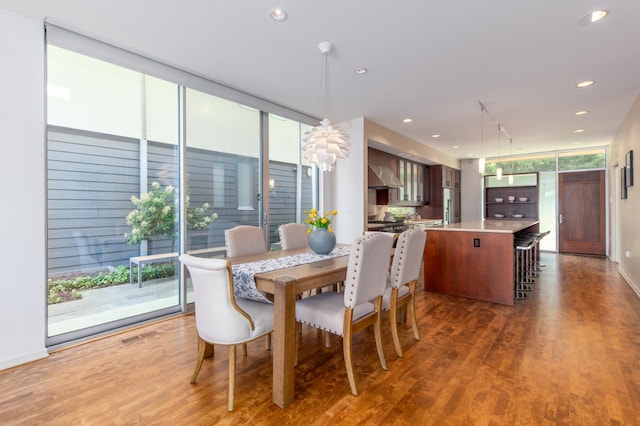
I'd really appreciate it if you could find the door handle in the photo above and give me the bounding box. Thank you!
[559,214,566,223]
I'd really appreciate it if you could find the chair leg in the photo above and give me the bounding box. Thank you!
[265,333,271,350]
[190,338,207,384]
[408,281,421,342]
[228,345,236,411]
[373,297,387,371]
[389,289,403,358]
[324,331,332,348]
[343,309,358,396]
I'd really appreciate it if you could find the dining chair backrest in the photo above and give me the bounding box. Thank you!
[224,225,266,257]
[179,254,255,344]
[389,229,426,289]
[278,223,309,250]
[343,233,394,309]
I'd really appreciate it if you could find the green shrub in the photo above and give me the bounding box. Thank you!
[48,263,176,304]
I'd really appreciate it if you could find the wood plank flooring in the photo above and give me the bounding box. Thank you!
[1,253,640,425]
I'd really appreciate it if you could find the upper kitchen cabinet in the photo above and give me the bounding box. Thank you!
[390,158,427,206]
[368,147,427,206]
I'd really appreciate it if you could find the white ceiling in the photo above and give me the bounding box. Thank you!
[2,0,640,161]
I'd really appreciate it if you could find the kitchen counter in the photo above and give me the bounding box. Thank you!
[427,219,538,233]
[423,220,539,306]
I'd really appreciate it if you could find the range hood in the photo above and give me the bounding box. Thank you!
[368,164,403,188]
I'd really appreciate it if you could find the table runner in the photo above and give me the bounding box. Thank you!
[232,247,350,303]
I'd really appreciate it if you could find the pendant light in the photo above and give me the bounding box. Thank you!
[496,124,503,180]
[478,102,485,174]
[508,138,514,185]
[302,42,351,172]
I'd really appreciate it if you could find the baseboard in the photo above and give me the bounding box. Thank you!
[619,266,640,298]
[0,349,49,372]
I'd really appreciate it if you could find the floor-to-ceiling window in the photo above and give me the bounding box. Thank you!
[45,25,319,346]
[267,114,314,249]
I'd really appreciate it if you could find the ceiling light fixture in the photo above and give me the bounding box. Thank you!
[479,101,512,180]
[302,42,351,172]
[403,118,413,123]
[478,102,486,174]
[573,129,585,133]
[270,9,288,21]
[452,145,460,149]
[576,80,595,88]
[432,134,441,138]
[574,110,589,116]
[496,125,503,180]
[355,67,368,75]
[579,10,608,25]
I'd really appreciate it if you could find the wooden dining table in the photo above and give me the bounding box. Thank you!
[228,246,350,408]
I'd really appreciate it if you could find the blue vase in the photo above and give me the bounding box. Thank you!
[309,228,336,255]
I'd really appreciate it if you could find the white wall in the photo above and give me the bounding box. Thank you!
[0,10,48,370]
[332,118,366,244]
[609,93,640,295]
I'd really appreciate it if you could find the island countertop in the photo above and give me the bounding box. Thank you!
[427,219,539,234]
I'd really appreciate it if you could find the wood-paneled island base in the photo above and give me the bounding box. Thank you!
[423,220,539,306]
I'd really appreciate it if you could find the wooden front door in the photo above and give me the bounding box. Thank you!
[558,170,606,255]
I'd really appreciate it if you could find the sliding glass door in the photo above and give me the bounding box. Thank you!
[45,29,319,346]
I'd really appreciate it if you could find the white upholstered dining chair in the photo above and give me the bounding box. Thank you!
[224,225,266,257]
[179,254,274,411]
[278,223,309,249]
[382,228,426,357]
[295,233,394,396]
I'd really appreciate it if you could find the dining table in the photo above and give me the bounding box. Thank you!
[227,245,350,408]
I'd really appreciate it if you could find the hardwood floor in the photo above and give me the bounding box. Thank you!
[2,253,640,425]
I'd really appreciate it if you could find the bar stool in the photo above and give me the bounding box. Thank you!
[526,230,550,271]
[514,236,536,299]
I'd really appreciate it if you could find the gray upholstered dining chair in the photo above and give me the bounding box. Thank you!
[179,254,274,411]
[382,228,426,357]
[224,225,266,257]
[223,225,271,350]
[278,223,309,250]
[295,233,394,396]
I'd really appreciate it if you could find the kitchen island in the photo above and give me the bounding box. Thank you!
[423,219,539,306]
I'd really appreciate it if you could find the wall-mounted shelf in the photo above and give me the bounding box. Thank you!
[484,173,539,220]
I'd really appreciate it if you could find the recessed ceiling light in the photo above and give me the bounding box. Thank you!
[573,129,585,133]
[270,9,288,21]
[574,110,589,116]
[579,10,608,25]
[355,67,368,75]
[432,134,441,138]
[576,80,595,88]
[452,145,460,149]
[402,118,413,123]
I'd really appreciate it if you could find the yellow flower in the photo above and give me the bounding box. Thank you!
[311,208,317,214]
[321,218,328,224]
[306,228,312,234]
[325,210,330,216]
[332,210,338,215]
[328,226,333,233]
[305,218,311,224]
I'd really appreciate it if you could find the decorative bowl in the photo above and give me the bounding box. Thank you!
[494,197,504,202]
[494,214,505,218]
[518,197,528,202]
[513,214,524,218]
[508,196,516,202]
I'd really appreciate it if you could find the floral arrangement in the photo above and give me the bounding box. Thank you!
[125,181,217,245]
[304,208,338,233]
